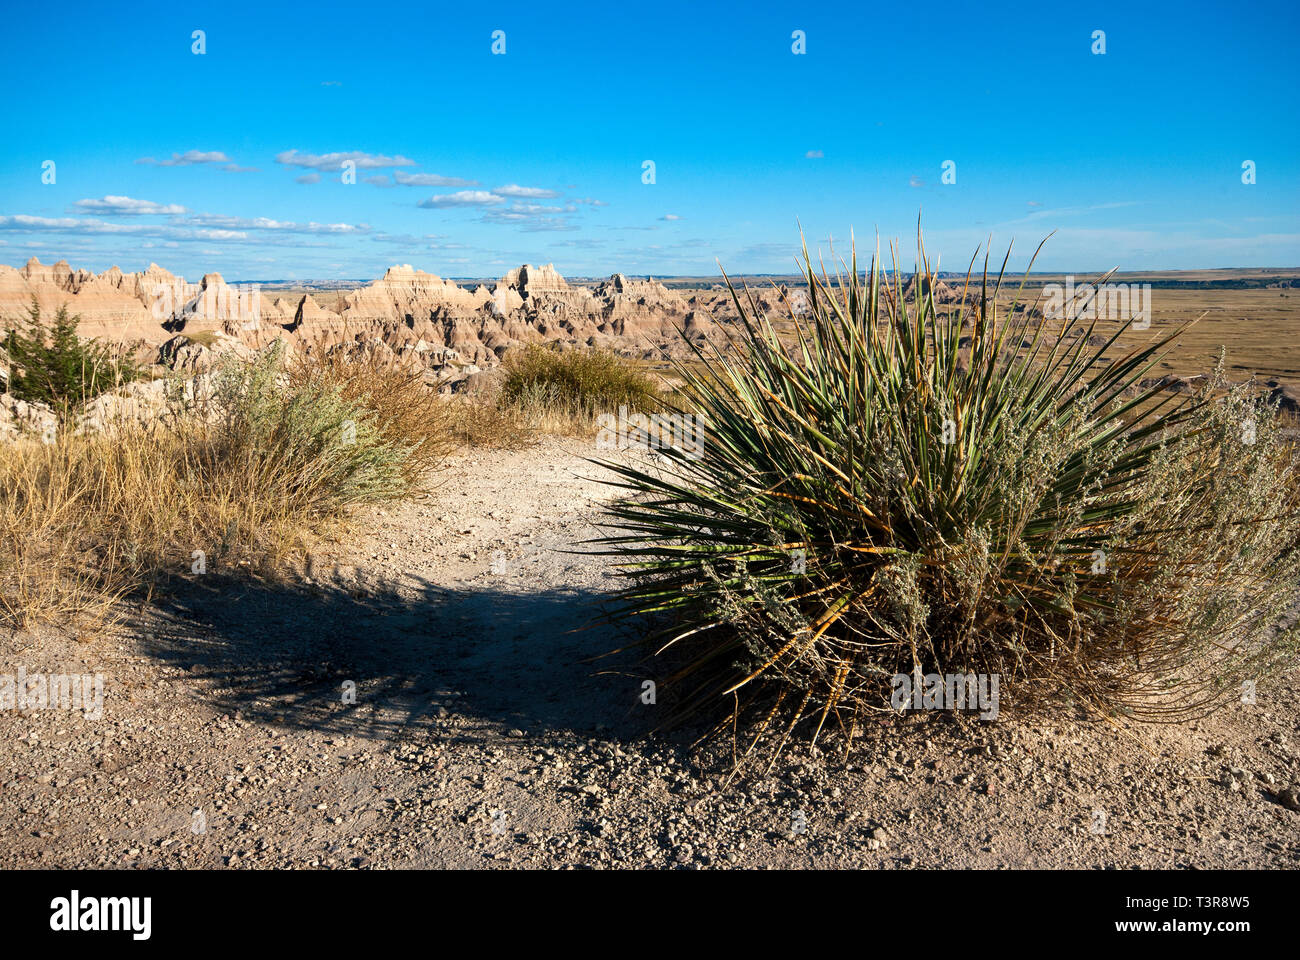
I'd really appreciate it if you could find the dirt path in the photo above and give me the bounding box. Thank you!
[3,438,1299,869]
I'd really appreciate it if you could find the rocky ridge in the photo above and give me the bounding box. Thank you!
[0,259,715,379]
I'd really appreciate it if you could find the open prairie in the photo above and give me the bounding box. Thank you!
[637,274,1300,401]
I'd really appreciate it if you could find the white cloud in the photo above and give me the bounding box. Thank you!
[275,150,417,171]
[507,203,575,215]
[661,214,682,221]
[480,210,579,231]
[805,150,824,159]
[296,173,321,185]
[0,215,106,230]
[369,232,422,245]
[419,191,505,208]
[0,215,247,240]
[998,200,1144,227]
[393,171,479,187]
[73,196,188,216]
[493,184,561,199]
[136,150,233,167]
[181,214,368,234]
[0,213,373,255]
[479,206,579,231]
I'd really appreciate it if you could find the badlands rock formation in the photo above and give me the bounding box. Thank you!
[0,391,58,442]
[501,263,568,297]
[0,259,163,341]
[0,259,715,383]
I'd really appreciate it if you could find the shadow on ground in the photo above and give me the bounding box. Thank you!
[124,572,962,771]
[129,573,651,745]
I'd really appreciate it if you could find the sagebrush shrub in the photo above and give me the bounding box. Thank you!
[207,342,410,512]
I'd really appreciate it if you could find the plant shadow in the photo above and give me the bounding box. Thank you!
[129,572,649,746]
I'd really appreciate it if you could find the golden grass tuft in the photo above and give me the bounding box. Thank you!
[1,338,665,633]
[0,344,450,633]
[501,344,665,435]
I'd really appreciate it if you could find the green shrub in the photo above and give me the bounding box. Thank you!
[2,298,137,414]
[595,233,1300,766]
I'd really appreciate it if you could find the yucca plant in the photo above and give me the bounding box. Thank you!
[594,231,1300,769]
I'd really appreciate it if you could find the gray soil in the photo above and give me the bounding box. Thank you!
[3,438,1298,869]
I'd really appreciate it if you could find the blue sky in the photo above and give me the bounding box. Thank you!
[1,0,1296,280]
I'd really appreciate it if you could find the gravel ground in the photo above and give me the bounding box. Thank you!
[3,437,1299,869]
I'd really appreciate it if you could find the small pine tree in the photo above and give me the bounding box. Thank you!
[2,296,137,415]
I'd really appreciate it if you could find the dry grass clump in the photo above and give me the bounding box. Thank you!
[596,232,1300,768]
[444,344,665,444]
[0,342,449,631]
[443,396,534,449]
[0,435,142,630]
[501,344,664,434]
